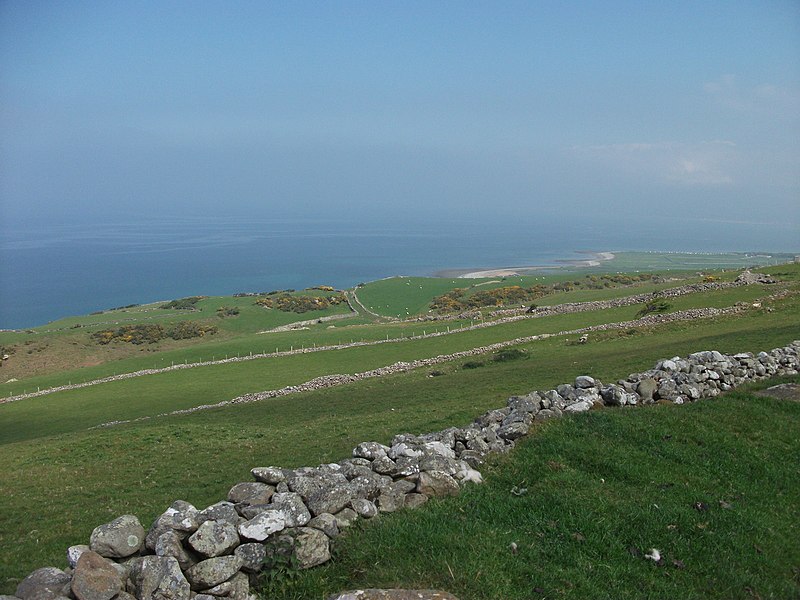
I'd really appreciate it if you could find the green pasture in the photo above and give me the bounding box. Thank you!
[1,282,786,443]
[1,301,797,593]
[600,251,795,273]
[263,383,800,599]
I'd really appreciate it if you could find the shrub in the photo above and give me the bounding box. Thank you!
[216,306,240,318]
[493,348,527,362]
[160,297,205,310]
[635,299,673,318]
[462,360,485,369]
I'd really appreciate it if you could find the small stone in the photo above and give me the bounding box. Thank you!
[197,502,239,527]
[353,442,390,460]
[575,375,596,388]
[350,498,378,518]
[89,515,145,559]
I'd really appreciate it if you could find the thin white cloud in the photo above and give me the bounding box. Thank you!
[571,140,738,186]
[704,75,800,116]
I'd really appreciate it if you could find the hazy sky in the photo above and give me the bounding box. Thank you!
[1,1,799,232]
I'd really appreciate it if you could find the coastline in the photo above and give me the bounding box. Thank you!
[436,251,616,279]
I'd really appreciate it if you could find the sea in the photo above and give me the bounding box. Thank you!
[1,214,797,329]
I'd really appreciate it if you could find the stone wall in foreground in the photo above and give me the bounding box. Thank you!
[6,340,799,600]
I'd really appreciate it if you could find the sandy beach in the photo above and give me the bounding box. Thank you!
[449,251,616,279]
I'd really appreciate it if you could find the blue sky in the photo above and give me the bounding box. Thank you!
[1,1,798,235]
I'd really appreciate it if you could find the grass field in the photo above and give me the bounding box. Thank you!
[259,381,800,599]
[0,256,797,596]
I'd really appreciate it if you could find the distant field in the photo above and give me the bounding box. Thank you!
[598,251,796,273]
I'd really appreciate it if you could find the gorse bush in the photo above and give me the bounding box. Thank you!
[91,322,217,344]
[255,293,346,313]
[635,299,673,318]
[160,297,205,310]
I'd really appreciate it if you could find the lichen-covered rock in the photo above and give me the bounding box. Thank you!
[89,515,145,559]
[250,466,288,485]
[307,513,340,538]
[575,375,596,389]
[129,556,191,600]
[270,492,312,527]
[237,511,286,542]
[371,456,397,475]
[16,568,71,600]
[145,501,200,550]
[70,551,122,600]
[154,531,196,571]
[234,543,266,573]
[564,399,593,413]
[333,507,359,528]
[353,442,389,460]
[197,502,239,527]
[66,545,90,570]
[293,527,331,569]
[306,483,354,517]
[188,520,240,558]
[416,471,459,498]
[227,482,274,506]
[497,421,529,440]
[350,498,378,518]
[185,556,243,590]
[199,571,249,600]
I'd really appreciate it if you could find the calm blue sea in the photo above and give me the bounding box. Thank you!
[1,215,797,329]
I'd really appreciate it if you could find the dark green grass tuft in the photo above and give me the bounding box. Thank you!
[259,381,800,600]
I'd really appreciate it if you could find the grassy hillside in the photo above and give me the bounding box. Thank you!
[262,382,800,599]
[0,258,797,595]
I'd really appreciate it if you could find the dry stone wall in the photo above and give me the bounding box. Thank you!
[8,339,799,600]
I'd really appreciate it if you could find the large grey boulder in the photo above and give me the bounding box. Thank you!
[89,515,145,559]
[129,556,191,600]
[575,375,596,389]
[636,378,658,401]
[333,507,359,528]
[188,520,240,558]
[16,568,71,600]
[497,422,529,440]
[70,551,122,600]
[184,556,243,590]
